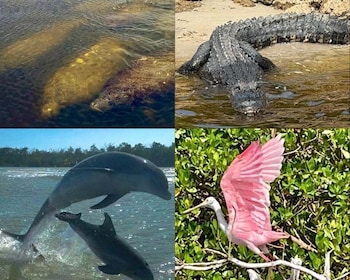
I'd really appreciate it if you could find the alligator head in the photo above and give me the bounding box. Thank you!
[229,82,267,116]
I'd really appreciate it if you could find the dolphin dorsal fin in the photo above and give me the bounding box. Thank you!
[101,213,116,236]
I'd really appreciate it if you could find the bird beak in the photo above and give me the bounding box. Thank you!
[182,201,207,214]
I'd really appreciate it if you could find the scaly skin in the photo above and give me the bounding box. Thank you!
[178,13,350,115]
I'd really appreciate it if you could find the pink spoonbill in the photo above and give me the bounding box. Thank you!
[184,135,289,262]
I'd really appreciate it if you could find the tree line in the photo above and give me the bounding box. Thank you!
[0,142,174,167]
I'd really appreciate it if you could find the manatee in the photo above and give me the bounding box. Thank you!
[41,38,132,118]
[0,20,82,72]
[90,52,174,112]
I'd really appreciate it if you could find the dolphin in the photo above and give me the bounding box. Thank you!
[1,152,171,248]
[55,212,154,280]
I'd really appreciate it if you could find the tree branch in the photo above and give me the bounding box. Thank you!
[324,250,331,280]
[289,256,303,280]
[225,256,325,280]
[288,233,317,252]
[334,271,350,280]
[248,269,262,280]
[175,250,331,280]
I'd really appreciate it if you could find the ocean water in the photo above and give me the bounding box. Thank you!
[0,167,174,279]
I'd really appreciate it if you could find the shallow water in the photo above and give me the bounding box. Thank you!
[175,43,350,128]
[0,0,174,127]
[0,167,174,279]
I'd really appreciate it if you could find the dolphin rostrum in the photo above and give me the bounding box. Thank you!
[1,152,171,248]
[55,212,154,280]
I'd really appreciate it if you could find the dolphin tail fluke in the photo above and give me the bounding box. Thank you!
[98,264,120,275]
[2,232,45,260]
[1,230,26,242]
[90,193,126,209]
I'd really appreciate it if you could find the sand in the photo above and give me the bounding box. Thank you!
[175,0,283,67]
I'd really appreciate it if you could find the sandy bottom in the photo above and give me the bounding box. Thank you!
[176,0,283,67]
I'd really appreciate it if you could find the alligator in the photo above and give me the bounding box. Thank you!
[178,13,350,115]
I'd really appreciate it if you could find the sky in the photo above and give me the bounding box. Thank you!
[0,129,174,150]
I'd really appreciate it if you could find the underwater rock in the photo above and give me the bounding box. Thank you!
[0,20,82,71]
[90,52,174,112]
[41,38,131,118]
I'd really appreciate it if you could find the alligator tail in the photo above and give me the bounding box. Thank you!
[233,13,350,48]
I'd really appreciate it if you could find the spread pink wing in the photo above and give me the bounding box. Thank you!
[220,135,284,244]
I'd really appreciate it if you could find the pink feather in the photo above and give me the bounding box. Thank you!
[220,135,288,249]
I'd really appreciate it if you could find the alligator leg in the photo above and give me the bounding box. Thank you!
[238,41,275,71]
[178,41,211,74]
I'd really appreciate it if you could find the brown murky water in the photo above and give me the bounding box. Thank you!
[0,0,174,127]
[176,43,350,128]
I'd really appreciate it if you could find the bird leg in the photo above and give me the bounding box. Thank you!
[260,245,287,278]
[227,223,234,259]
[265,252,277,261]
[247,243,272,262]
[259,252,272,262]
[225,238,233,259]
[260,245,277,261]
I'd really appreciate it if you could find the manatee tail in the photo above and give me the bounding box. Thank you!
[1,230,26,242]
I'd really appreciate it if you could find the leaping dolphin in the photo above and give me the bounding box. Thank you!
[1,152,171,248]
[55,212,154,280]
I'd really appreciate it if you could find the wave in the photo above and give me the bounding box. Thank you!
[162,167,175,184]
[0,168,67,179]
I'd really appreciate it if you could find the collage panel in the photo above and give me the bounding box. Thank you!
[0,129,175,279]
[175,0,349,127]
[0,0,174,127]
[0,0,350,279]
[175,128,350,279]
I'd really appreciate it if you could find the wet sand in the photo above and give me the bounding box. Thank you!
[176,0,282,68]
